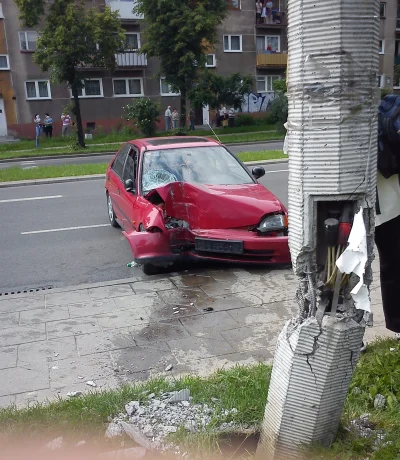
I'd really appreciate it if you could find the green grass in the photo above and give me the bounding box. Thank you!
[0,129,284,161]
[237,150,285,162]
[0,163,108,182]
[0,339,399,459]
[0,150,285,182]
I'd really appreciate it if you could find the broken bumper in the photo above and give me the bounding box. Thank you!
[124,228,291,266]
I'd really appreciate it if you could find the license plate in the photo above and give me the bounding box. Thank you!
[195,238,244,255]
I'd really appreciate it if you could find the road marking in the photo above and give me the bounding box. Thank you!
[0,195,63,204]
[21,224,109,235]
[264,169,288,174]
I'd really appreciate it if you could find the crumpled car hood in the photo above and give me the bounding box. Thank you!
[147,181,283,229]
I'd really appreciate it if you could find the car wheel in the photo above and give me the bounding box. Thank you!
[107,193,119,228]
[142,263,160,276]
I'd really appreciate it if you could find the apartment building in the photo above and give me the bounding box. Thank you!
[0,0,397,137]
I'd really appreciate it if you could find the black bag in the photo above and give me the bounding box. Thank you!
[378,94,400,179]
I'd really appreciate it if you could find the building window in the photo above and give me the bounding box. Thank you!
[226,0,240,9]
[0,55,10,70]
[160,78,179,96]
[256,75,280,92]
[125,33,140,50]
[380,2,386,17]
[257,35,280,53]
[25,80,51,100]
[19,31,38,51]
[223,35,242,52]
[113,78,143,97]
[379,39,385,54]
[73,79,104,98]
[205,54,216,67]
[377,75,383,88]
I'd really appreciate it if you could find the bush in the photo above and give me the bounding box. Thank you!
[167,127,189,136]
[235,114,256,127]
[122,125,135,137]
[124,98,160,138]
[269,79,288,132]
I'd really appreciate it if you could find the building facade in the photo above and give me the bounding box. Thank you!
[0,0,398,137]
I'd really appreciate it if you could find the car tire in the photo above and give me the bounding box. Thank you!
[107,193,119,228]
[142,263,160,276]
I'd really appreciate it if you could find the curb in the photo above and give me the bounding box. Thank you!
[0,139,284,164]
[0,159,288,188]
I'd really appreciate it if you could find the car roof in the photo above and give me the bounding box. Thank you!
[129,136,221,151]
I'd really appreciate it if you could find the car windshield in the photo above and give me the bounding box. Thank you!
[141,146,253,193]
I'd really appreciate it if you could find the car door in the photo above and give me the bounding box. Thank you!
[107,143,131,227]
[119,147,139,232]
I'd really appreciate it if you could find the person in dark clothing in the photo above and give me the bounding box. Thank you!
[43,113,53,138]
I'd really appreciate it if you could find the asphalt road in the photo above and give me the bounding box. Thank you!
[0,141,284,170]
[0,162,288,293]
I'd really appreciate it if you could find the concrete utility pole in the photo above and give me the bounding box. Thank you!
[256,0,380,458]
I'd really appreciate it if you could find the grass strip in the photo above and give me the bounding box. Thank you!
[0,163,108,182]
[0,151,285,182]
[0,132,284,161]
[0,338,399,460]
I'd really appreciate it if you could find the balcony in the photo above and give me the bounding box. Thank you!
[115,52,147,67]
[105,0,143,20]
[256,11,287,28]
[256,53,287,68]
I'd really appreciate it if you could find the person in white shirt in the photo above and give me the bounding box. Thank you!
[219,105,227,127]
[164,106,172,131]
[255,0,263,24]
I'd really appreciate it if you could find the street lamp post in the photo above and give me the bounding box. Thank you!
[256,0,380,458]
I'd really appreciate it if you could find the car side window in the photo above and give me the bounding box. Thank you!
[111,144,130,178]
[123,149,138,184]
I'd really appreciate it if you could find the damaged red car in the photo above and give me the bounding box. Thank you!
[105,136,290,275]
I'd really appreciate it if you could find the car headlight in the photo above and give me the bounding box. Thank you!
[257,214,287,233]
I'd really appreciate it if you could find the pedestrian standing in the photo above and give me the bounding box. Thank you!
[61,112,71,137]
[374,94,400,340]
[171,108,179,129]
[164,106,172,131]
[189,108,195,131]
[34,113,42,148]
[256,0,263,24]
[228,108,236,127]
[219,105,227,127]
[43,113,53,138]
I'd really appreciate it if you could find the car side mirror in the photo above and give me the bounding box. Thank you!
[252,166,265,179]
[124,178,135,192]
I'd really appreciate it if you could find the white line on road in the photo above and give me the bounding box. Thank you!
[0,195,63,204]
[21,224,109,235]
[264,169,288,174]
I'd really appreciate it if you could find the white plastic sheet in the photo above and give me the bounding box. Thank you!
[336,208,370,312]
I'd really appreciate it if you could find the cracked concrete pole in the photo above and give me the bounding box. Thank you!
[256,0,380,458]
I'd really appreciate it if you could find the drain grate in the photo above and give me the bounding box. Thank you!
[0,285,54,297]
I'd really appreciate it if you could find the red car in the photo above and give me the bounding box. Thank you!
[105,136,290,274]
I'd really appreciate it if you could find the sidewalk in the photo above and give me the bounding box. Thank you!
[0,259,388,409]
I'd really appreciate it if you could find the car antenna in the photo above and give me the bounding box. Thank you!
[206,121,221,143]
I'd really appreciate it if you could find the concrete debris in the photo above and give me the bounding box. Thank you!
[349,413,387,452]
[148,393,155,399]
[66,391,82,398]
[121,421,155,451]
[51,365,59,370]
[105,422,124,438]
[46,436,63,450]
[54,353,59,357]
[99,447,147,459]
[352,387,361,395]
[86,380,97,387]
[165,364,173,371]
[374,394,386,409]
[390,348,395,352]
[125,401,140,416]
[107,394,241,452]
[75,440,86,447]
[168,389,190,403]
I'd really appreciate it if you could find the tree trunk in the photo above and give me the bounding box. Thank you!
[71,83,85,148]
[180,87,187,128]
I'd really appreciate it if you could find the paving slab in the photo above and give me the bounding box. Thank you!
[0,265,391,408]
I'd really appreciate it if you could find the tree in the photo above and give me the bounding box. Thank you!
[124,98,160,137]
[269,79,288,132]
[189,72,253,111]
[135,0,228,127]
[15,0,126,147]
